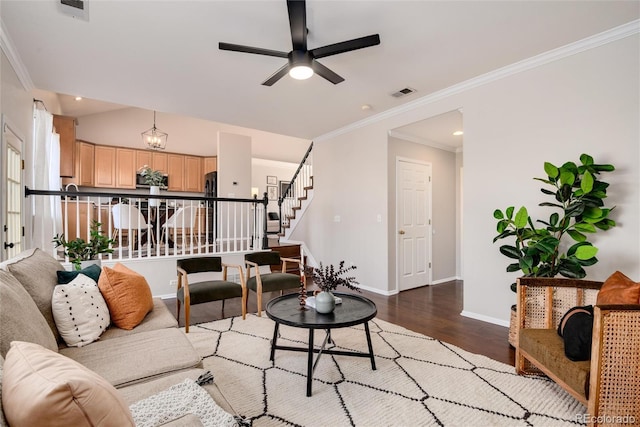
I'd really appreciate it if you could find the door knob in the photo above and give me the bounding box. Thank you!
[398,230,405,235]
[4,242,14,249]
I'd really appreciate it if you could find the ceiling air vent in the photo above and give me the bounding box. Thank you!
[391,87,417,98]
[59,0,89,21]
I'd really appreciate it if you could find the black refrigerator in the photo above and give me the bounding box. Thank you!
[204,172,217,197]
[204,172,217,244]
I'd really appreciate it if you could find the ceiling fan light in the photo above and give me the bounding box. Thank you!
[289,65,313,80]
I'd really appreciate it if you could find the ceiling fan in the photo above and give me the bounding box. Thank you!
[219,0,380,86]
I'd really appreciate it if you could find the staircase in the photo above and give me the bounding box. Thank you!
[277,143,313,241]
[280,175,313,239]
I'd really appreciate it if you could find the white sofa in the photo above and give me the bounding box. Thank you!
[0,248,236,426]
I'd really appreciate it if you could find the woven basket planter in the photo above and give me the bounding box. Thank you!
[508,304,517,348]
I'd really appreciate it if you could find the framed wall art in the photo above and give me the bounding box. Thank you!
[266,175,277,185]
[267,186,278,200]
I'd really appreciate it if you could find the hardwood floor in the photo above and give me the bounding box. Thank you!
[163,280,515,366]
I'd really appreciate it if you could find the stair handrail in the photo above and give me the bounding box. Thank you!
[277,141,313,234]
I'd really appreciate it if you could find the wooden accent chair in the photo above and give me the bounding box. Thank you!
[515,277,640,426]
[244,251,304,316]
[176,257,246,333]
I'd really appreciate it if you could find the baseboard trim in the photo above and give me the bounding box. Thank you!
[460,310,510,328]
[359,284,398,296]
[431,276,459,285]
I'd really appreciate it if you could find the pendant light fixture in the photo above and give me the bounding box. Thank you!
[141,111,168,150]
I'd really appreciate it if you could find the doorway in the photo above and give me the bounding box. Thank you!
[396,159,432,291]
[1,117,24,260]
[389,109,463,291]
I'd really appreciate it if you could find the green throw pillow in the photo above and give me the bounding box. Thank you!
[57,264,102,284]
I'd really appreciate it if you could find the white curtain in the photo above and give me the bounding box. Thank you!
[32,108,62,253]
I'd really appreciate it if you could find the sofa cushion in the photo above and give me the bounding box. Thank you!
[2,341,134,427]
[98,298,178,342]
[60,328,202,388]
[0,270,57,358]
[519,328,591,399]
[247,272,300,293]
[98,263,154,330]
[597,270,640,305]
[52,275,110,347]
[57,263,102,284]
[2,248,65,341]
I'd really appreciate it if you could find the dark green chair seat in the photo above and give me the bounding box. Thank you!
[246,272,300,293]
[245,251,305,316]
[177,281,243,305]
[176,257,246,332]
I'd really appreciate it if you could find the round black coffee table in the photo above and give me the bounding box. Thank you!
[265,292,377,396]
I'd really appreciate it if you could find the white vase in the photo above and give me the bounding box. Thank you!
[315,291,336,314]
[149,185,160,207]
[78,259,101,271]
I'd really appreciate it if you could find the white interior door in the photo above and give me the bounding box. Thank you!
[1,119,24,260]
[397,159,432,291]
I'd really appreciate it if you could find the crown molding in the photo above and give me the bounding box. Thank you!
[388,130,460,153]
[0,19,34,91]
[315,19,640,142]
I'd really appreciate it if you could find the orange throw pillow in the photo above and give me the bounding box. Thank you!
[98,263,154,330]
[596,271,640,305]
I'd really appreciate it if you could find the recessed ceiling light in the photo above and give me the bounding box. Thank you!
[453,131,463,136]
[361,104,372,111]
[75,96,83,101]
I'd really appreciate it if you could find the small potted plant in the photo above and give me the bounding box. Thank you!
[139,165,165,206]
[305,261,360,313]
[53,221,115,270]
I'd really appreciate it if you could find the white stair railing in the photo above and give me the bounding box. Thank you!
[26,188,268,263]
[278,142,313,232]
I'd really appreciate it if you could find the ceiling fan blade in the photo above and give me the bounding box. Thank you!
[262,63,291,86]
[311,61,344,85]
[219,42,288,58]
[287,0,307,51]
[310,34,380,59]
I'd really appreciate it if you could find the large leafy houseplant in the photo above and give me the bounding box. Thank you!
[493,154,616,292]
[53,221,115,270]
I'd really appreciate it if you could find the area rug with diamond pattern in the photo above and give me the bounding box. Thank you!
[185,314,586,426]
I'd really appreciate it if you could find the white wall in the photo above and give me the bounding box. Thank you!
[297,125,392,294]
[296,34,639,323]
[2,52,37,251]
[3,28,638,321]
[217,132,251,198]
[455,151,463,278]
[75,106,310,161]
[461,36,639,325]
[251,158,297,213]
